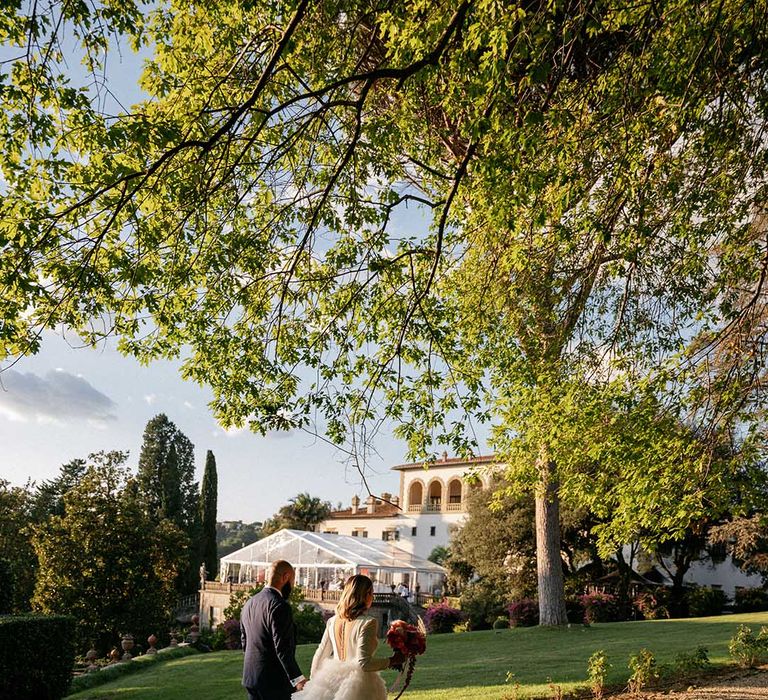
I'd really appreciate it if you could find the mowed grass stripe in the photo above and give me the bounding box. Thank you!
[66,611,768,699]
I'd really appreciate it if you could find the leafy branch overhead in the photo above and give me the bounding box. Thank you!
[3,0,768,623]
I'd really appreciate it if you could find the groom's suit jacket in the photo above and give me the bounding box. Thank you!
[240,586,302,699]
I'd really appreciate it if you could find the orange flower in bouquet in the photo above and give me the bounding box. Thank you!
[385,619,427,698]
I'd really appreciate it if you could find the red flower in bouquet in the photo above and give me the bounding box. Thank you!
[385,619,427,698]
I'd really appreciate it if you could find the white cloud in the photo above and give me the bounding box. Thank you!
[183,400,193,409]
[144,393,156,405]
[0,369,117,423]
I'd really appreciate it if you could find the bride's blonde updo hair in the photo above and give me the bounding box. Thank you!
[336,574,373,620]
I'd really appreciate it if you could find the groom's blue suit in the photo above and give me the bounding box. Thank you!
[240,587,303,700]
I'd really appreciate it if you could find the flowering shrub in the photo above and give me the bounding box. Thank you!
[579,592,619,624]
[634,587,671,620]
[423,602,464,634]
[219,618,242,650]
[508,599,539,627]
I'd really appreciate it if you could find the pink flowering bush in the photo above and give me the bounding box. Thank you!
[219,618,242,649]
[579,592,619,623]
[423,602,464,634]
[508,599,539,627]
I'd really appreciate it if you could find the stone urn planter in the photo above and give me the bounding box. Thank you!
[188,614,200,644]
[121,633,135,661]
[146,634,158,655]
[85,647,99,672]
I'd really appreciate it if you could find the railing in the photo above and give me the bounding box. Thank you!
[303,589,343,603]
[202,581,258,593]
[407,501,465,513]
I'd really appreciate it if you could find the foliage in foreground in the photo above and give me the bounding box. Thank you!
[0,614,75,700]
[728,624,768,667]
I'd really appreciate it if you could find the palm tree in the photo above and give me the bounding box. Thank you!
[265,493,332,533]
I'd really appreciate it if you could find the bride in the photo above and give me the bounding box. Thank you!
[293,575,405,700]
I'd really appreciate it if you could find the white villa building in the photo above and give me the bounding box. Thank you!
[316,452,764,600]
[316,453,496,560]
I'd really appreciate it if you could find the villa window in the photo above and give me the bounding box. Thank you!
[430,526,436,536]
[382,529,400,541]
[411,526,417,536]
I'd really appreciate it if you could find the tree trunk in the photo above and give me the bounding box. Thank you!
[535,449,568,626]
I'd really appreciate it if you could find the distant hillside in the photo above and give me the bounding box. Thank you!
[216,520,263,561]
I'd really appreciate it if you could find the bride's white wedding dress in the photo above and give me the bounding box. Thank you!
[292,614,388,700]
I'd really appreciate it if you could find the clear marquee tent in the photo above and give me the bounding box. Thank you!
[219,529,446,592]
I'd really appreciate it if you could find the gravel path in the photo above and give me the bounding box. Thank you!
[607,668,768,699]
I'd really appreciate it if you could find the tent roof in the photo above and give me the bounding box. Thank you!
[221,529,446,574]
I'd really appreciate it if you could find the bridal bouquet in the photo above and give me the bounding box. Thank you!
[385,619,427,698]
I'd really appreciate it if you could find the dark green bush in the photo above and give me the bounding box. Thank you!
[0,614,75,700]
[0,559,14,615]
[566,596,585,624]
[492,616,509,630]
[294,604,326,644]
[685,587,727,617]
[458,584,507,630]
[734,587,768,613]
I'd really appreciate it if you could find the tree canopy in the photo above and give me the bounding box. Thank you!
[30,451,188,653]
[2,0,768,623]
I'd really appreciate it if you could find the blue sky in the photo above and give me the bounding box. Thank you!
[0,331,408,520]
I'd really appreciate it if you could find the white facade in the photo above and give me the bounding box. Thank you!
[319,454,763,599]
[317,454,496,559]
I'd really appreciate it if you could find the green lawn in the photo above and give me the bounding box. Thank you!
[66,612,768,699]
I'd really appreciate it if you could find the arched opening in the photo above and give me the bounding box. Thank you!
[408,481,423,510]
[448,479,462,506]
[427,481,443,511]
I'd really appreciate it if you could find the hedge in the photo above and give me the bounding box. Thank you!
[734,587,768,613]
[686,587,727,617]
[0,614,76,700]
[66,645,199,695]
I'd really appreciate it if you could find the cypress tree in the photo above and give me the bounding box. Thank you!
[199,450,218,581]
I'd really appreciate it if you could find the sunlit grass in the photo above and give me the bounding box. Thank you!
[66,611,768,699]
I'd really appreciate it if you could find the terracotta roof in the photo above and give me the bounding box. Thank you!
[325,502,401,520]
[391,454,498,471]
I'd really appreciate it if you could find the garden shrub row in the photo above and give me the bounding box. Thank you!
[0,614,75,700]
[734,587,768,613]
[66,645,198,695]
[505,586,767,626]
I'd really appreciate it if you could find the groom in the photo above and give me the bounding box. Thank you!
[241,560,306,699]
